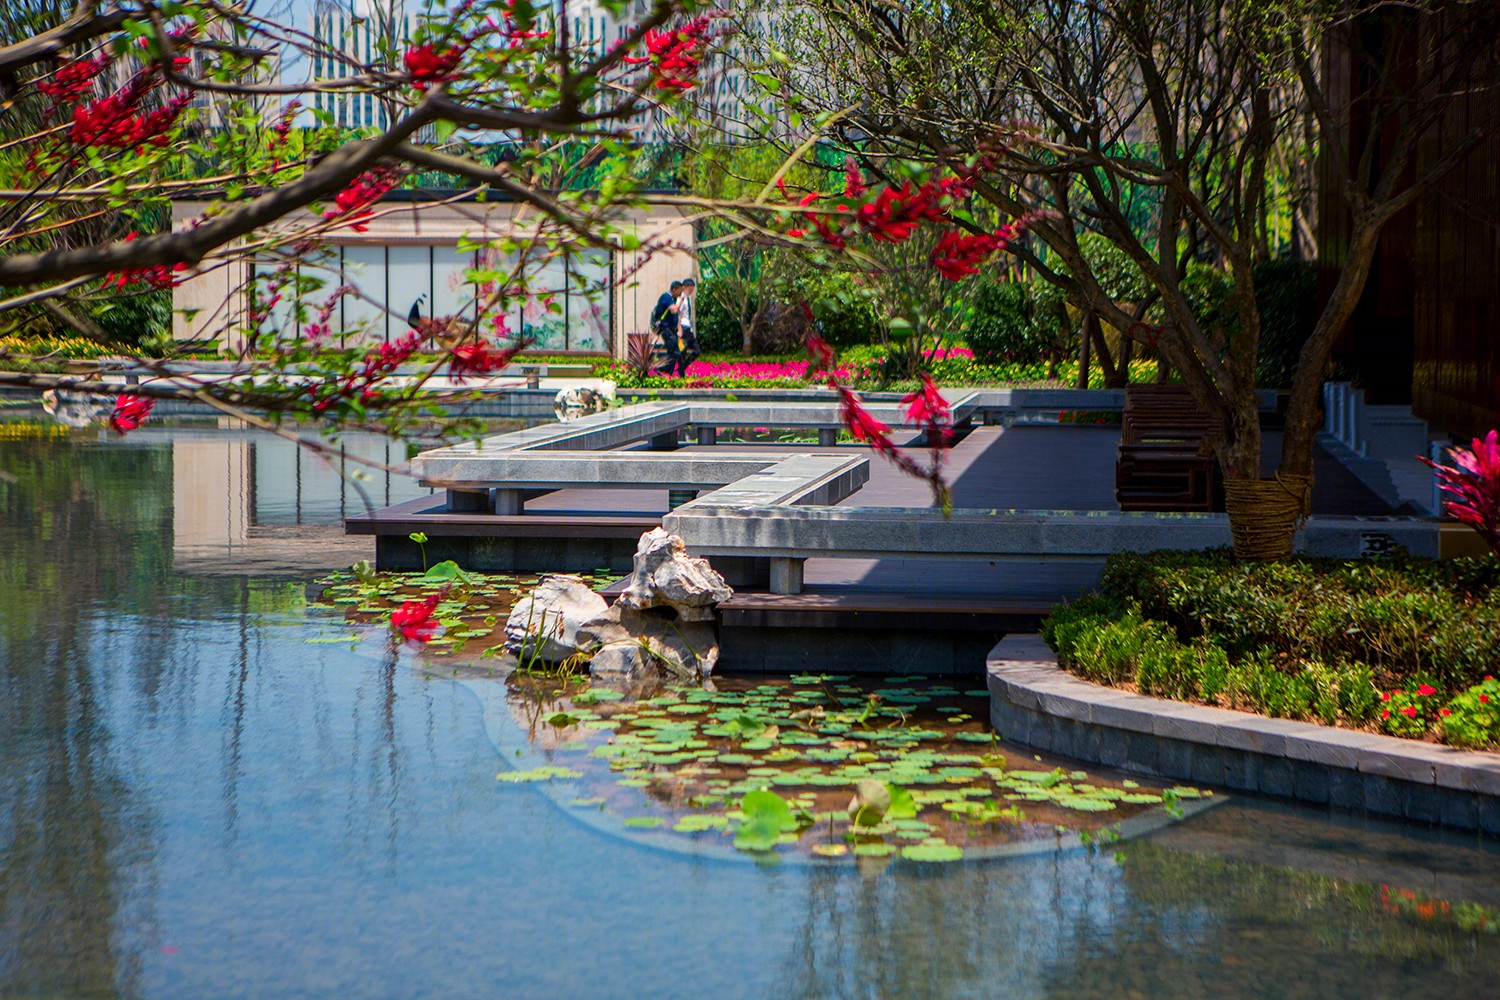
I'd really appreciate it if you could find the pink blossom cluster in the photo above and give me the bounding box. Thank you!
[679,359,865,382]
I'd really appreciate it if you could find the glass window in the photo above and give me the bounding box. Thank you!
[566,250,612,352]
[386,245,432,340]
[340,245,387,346]
[520,253,569,351]
[432,245,477,330]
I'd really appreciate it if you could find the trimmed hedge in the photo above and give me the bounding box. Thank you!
[1042,551,1500,746]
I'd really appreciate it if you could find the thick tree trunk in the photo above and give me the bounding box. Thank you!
[1280,222,1384,482]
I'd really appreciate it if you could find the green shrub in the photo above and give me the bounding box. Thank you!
[694,288,744,354]
[1253,258,1317,390]
[967,280,1046,365]
[1378,682,1441,739]
[1441,677,1500,749]
[1099,550,1500,688]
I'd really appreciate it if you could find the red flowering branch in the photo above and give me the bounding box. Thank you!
[624,13,727,92]
[322,166,404,232]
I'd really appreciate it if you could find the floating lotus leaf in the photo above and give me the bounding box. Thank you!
[496,766,583,783]
[1168,787,1208,798]
[901,843,964,862]
[623,816,664,828]
[963,690,990,698]
[1054,796,1117,812]
[812,844,849,858]
[1121,793,1162,804]
[853,843,895,857]
[674,815,729,832]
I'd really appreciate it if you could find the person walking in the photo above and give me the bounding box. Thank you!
[651,280,682,376]
[673,278,700,377]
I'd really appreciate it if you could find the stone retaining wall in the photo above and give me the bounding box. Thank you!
[987,635,1500,834]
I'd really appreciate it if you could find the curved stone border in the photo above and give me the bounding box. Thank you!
[444,667,1220,867]
[987,635,1500,834]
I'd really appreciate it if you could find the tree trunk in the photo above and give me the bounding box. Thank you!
[1280,221,1384,483]
[1075,312,1091,389]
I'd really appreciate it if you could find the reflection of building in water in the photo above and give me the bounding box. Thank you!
[164,426,432,573]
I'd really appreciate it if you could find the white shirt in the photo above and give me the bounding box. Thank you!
[677,293,694,332]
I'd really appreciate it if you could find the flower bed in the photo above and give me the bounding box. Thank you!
[1041,550,1500,749]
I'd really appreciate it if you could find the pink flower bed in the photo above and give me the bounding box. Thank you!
[681,359,864,381]
[924,346,974,360]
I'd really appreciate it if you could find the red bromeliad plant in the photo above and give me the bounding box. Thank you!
[1421,430,1500,558]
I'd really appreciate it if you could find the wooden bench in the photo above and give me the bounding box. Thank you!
[1115,385,1222,511]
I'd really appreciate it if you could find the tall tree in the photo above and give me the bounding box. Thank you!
[752,0,1500,554]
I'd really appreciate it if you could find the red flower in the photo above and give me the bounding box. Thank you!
[404,43,464,90]
[71,87,189,149]
[108,394,155,435]
[626,14,723,92]
[842,157,867,199]
[1381,691,1392,702]
[1400,705,1418,719]
[1417,684,1437,697]
[1381,709,1391,720]
[1439,707,1452,717]
[1481,694,1490,704]
[838,387,892,447]
[804,332,836,375]
[449,340,523,379]
[390,595,441,643]
[37,54,111,101]
[902,374,953,443]
[323,167,402,231]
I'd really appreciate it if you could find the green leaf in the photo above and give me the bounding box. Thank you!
[424,559,474,583]
[546,712,581,728]
[901,843,964,862]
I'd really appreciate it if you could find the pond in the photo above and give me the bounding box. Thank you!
[2,417,1498,999]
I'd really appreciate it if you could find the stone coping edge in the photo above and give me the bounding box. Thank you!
[987,635,1500,833]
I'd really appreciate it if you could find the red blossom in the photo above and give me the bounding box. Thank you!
[1419,429,1500,558]
[1381,709,1391,720]
[929,212,1050,281]
[102,231,189,289]
[838,387,893,448]
[1417,684,1438,697]
[1481,694,1490,704]
[1381,691,1392,702]
[902,374,952,442]
[323,167,402,231]
[842,157,867,199]
[1400,705,1418,719]
[108,394,155,435]
[449,339,526,379]
[1440,707,1452,717]
[404,43,464,90]
[805,331,836,375]
[390,595,441,643]
[37,54,111,101]
[626,14,724,92]
[72,89,190,149]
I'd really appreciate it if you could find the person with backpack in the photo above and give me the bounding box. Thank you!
[651,280,682,375]
[672,278,700,377]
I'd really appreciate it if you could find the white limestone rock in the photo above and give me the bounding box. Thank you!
[576,605,720,679]
[504,574,608,662]
[615,528,733,623]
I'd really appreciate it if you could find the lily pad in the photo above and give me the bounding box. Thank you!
[901,843,964,862]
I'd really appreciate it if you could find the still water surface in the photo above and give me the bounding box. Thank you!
[2,419,1499,999]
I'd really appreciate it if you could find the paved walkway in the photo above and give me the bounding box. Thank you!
[512,424,1395,600]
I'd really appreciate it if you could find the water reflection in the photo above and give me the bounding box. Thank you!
[0,422,1498,999]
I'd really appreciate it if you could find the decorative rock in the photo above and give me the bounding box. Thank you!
[616,528,732,623]
[553,386,610,422]
[504,575,608,662]
[576,605,720,679]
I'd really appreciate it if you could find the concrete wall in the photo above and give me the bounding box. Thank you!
[171,197,696,357]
